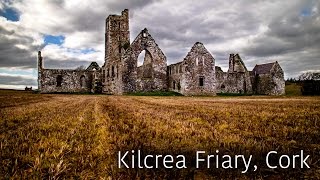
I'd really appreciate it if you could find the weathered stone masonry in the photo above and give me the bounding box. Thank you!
[38,9,285,95]
[122,28,167,93]
[103,9,130,94]
[215,54,252,94]
[168,42,216,96]
[38,51,101,93]
[252,61,285,95]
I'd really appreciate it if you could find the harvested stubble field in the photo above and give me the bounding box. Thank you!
[0,89,320,179]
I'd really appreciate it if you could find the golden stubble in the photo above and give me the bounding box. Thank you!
[0,91,319,179]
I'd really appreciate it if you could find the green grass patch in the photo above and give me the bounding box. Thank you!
[217,93,253,96]
[285,83,302,96]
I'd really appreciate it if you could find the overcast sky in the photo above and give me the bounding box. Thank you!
[0,0,319,89]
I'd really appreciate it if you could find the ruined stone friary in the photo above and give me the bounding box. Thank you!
[38,9,285,95]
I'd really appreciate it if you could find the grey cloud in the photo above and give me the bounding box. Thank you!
[268,15,320,49]
[128,1,263,66]
[0,0,319,83]
[107,0,158,12]
[0,25,40,68]
[243,36,294,57]
[237,1,320,79]
[58,0,159,34]
[279,49,320,78]
[0,74,37,86]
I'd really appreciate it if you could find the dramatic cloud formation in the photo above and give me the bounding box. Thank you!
[0,0,319,89]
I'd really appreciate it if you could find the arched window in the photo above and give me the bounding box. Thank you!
[138,50,153,78]
[80,75,86,88]
[173,81,176,90]
[56,75,62,87]
[221,84,225,89]
[137,50,146,67]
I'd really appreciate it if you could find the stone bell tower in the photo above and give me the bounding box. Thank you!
[103,9,130,94]
[105,9,130,63]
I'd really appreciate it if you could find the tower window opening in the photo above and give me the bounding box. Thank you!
[112,66,115,77]
[56,75,62,87]
[102,70,105,82]
[199,76,204,87]
[142,32,147,38]
[80,75,86,88]
[116,65,119,78]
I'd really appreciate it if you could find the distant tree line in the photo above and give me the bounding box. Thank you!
[286,72,320,95]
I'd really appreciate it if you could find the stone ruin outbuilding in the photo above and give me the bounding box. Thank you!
[38,51,101,93]
[38,9,285,95]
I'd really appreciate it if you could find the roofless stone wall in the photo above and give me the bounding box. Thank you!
[38,51,101,93]
[121,28,167,93]
[168,42,216,96]
[38,9,285,96]
[215,54,253,94]
[40,69,94,93]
